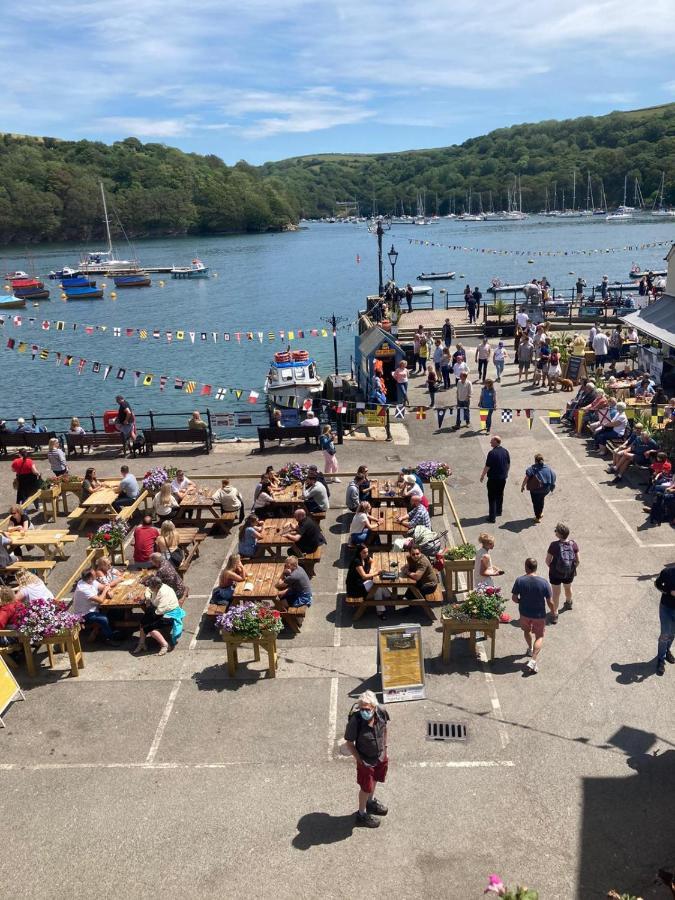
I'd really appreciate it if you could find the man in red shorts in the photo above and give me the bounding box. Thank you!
[511,557,552,675]
[344,690,390,828]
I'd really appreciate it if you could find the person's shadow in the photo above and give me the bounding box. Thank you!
[610,658,657,684]
[292,812,355,849]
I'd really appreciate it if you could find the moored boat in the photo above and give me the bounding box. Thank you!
[61,276,97,288]
[113,273,151,288]
[0,294,27,310]
[629,267,666,280]
[12,287,50,301]
[264,349,323,405]
[171,258,209,278]
[417,272,456,281]
[63,285,104,300]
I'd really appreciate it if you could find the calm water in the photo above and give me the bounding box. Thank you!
[0,216,672,433]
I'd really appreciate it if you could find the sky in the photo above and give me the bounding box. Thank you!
[2,0,675,165]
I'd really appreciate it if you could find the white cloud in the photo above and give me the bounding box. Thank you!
[587,91,638,105]
[95,117,193,138]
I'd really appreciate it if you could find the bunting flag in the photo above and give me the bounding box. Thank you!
[548,410,561,422]
[77,358,86,374]
[56,321,65,331]
[528,417,534,430]
[436,408,446,428]
[234,389,243,400]
[215,387,227,400]
[248,390,259,404]
[174,378,184,390]
[200,332,207,341]
[189,332,195,344]
[92,362,101,374]
[501,409,513,423]
[143,374,153,387]
[407,236,673,257]
[176,331,184,341]
[103,365,111,380]
[42,321,50,331]
[287,396,296,408]
[416,407,426,420]
[133,371,141,387]
[116,367,126,380]
[159,375,167,392]
[394,405,406,419]
[152,330,160,340]
[6,338,15,349]
[40,348,49,360]
[302,398,313,411]
[200,385,212,396]
[479,408,489,428]
[184,381,196,394]
[223,333,230,342]
[18,342,27,353]
[139,330,148,340]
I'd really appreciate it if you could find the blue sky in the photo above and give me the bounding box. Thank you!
[2,0,675,165]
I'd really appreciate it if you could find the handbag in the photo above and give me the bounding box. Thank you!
[526,472,544,492]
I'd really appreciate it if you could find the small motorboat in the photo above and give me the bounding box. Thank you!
[410,285,433,295]
[113,272,151,288]
[12,287,50,301]
[264,349,323,405]
[5,270,30,280]
[61,276,97,288]
[171,258,209,278]
[417,272,456,281]
[0,294,27,310]
[63,285,104,300]
[629,267,666,280]
[487,282,528,294]
[49,267,80,280]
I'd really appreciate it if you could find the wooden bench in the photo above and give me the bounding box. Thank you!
[346,584,445,621]
[206,511,238,535]
[144,427,212,454]
[65,432,128,458]
[205,602,307,634]
[297,547,322,578]
[55,548,99,601]
[2,559,57,582]
[0,431,57,456]
[178,533,207,574]
[115,490,150,524]
[257,425,320,452]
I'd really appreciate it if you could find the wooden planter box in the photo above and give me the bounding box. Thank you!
[220,630,278,678]
[40,482,62,523]
[40,483,62,501]
[441,615,499,663]
[89,542,126,566]
[443,559,475,595]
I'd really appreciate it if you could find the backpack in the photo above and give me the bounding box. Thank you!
[552,541,576,579]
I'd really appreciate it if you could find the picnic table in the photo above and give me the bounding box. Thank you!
[8,529,78,561]
[175,487,219,526]
[267,482,306,512]
[256,518,296,556]
[99,569,151,626]
[373,507,409,542]
[73,487,121,528]
[232,561,287,601]
[346,550,443,622]
[369,479,408,506]
[175,527,207,573]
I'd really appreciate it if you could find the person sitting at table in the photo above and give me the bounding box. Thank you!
[346,474,366,512]
[13,569,54,603]
[81,467,104,503]
[113,465,140,511]
[275,556,313,610]
[131,514,160,568]
[0,585,25,651]
[562,380,596,426]
[252,477,276,519]
[0,533,18,566]
[170,469,193,502]
[356,465,372,502]
[155,521,184,569]
[187,410,208,431]
[282,508,325,557]
[348,501,380,549]
[396,495,431,532]
[634,376,656,399]
[71,568,120,643]
[401,547,439,599]
[401,473,428,509]
[94,556,123,590]
[346,545,391,620]
[144,552,187,603]
[239,515,263,558]
[133,575,183,656]
[303,473,329,514]
[646,451,673,495]
[609,425,658,482]
[5,504,33,558]
[398,466,424,492]
[307,464,331,497]
[153,482,180,523]
[264,466,280,489]
[211,478,244,523]
[210,553,247,607]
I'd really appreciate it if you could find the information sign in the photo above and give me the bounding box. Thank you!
[0,656,24,727]
[377,624,425,703]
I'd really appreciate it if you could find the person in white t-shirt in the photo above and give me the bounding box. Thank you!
[71,569,118,641]
[349,502,379,548]
[516,309,528,330]
[592,330,610,371]
[452,358,469,385]
[392,360,409,405]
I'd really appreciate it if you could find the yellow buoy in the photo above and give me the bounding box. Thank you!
[101,282,107,288]
[159,280,164,286]
[61,292,67,300]
[110,291,117,299]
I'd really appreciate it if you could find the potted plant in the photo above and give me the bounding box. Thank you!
[142,466,177,495]
[39,475,62,501]
[278,462,309,485]
[12,597,82,646]
[439,543,476,591]
[484,874,538,898]
[443,583,506,627]
[484,299,516,338]
[88,521,129,552]
[217,601,283,641]
[415,460,452,482]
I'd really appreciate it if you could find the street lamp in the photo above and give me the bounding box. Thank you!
[387,244,398,282]
[368,216,391,297]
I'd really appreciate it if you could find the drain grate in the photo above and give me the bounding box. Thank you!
[385,455,402,462]
[426,721,468,742]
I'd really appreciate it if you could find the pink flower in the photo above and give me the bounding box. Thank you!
[485,875,506,895]
[485,586,495,596]
[499,613,511,623]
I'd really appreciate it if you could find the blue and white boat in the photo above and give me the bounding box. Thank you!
[171,258,209,279]
[63,285,104,300]
[264,349,323,405]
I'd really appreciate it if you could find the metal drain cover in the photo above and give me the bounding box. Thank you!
[385,455,402,462]
[426,721,468,742]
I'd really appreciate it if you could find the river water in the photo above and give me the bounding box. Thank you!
[0,216,672,433]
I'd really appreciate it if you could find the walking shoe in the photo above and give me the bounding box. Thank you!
[666,651,675,664]
[657,660,665,676]
[563,599,573,611]
[549,613,558,624]
[355,812,381,828]
[524,659,538,674]
[367,798,388,816]
[525,647,533,657]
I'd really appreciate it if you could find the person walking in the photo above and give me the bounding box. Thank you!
[392,359,409,406]
[493,341,508,382]
[473,532,504,587]
[517,335,534,383]
[319,425,340,483]
[479,435,510,522]
[455,371,472,429]
[655,563,675,676]
[467,293,477,324]
[478,379,497,434]
[344,690,390,828]
[440,346,452,390]
[442,317,453,348]
[475,337,491,383]
[11,448,41,507]
[426,365,439,408]
[114,394,135,449]
[545,523,579,622]
[511,558,552,675]
[521,453,556,522]
[472,286,482,316]
[432,338,444,378]
[405,283,414,314]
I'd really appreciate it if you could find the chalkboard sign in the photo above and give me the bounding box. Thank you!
[565,355,585,385]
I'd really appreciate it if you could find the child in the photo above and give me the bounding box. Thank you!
[648,452,672,493]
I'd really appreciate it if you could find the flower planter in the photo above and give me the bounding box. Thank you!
[220,630,278,678]
[430,479,445,516]
[40,482,62,523]
[441,614,499,663]
[443,559,475,595]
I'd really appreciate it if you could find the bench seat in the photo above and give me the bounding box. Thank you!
[144,428,211,454]
[257,425,320,452]
[65,432,129,458]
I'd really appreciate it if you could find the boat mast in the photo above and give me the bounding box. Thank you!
[571,168,576,212]
[100,181,114,256]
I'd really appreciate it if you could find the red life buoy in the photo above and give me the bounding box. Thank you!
[103,410,119,433]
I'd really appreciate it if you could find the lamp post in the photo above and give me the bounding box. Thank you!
[320,313,350,376]
[368,216,391,298]
[387,244,398,282]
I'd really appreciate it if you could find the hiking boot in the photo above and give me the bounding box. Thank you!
[666,651,675,664]
[367,798,388,816]
[356,812,380,828]
[657,660,666,676]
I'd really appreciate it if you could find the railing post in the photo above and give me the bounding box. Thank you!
[385,405,392,441]
[89,412,97,433]
[149,410,155,428]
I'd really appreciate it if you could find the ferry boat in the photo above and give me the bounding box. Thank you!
[171,258,209,279]
[264,349,324,405]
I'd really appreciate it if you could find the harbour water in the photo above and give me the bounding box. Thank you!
[0,216,672,432]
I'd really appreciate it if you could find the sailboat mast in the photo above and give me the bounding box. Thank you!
[100,181,113,256]
[572,168,576,212]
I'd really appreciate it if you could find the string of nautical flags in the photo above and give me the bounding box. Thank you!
[407,237,672,258]
[0,314,354,344]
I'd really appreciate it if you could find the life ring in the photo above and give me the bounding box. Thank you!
[292,350,309,361]
[103,410,119,433]
[274,351,291,363]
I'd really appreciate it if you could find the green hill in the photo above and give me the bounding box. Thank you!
[262,104,675,217]
[0,104,673,244]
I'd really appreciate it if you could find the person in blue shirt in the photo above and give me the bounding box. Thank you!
[511,558,552,675]
[521,453,556,522]
[112,465,140,511]
[610,426,658,482]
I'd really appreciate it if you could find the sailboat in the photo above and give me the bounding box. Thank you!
[79,183,141,273]
[606,176,633,220]
[652,172,675,216]
[413,192,428,225]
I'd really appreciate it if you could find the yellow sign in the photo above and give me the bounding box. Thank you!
[356,405,386,427]
[378,625,425,703]
[375,343,396,359]
[0,656,23,726]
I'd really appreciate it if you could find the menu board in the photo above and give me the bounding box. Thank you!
[0,657,23,726]
[377,624,425,703]
[565,355,585,385]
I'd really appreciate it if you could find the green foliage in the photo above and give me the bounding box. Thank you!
[443,543,476,560]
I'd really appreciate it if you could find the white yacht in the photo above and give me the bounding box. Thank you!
[264,350,324,405]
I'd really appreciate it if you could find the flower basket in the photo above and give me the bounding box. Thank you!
[88,521,128,551]
[443,584,506,622]
[415,460,451,482]
[12,597,82,647]
[216,602,283,639]
[277,462,309,486]
[39,480,62,500]
[142,466,177,495]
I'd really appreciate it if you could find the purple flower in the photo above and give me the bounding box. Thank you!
[485,875,506,895]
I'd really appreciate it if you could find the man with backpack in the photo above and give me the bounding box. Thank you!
[344,690,390,828]
[545,523,579,623]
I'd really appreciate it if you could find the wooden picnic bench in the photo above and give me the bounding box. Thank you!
[369,479,408,506]
[373,507,409,543]
[345,550,444,622]
[0,430,57,456]
[8,529,78,561]
[65,431,129,458]
[144,427,212,454]
[175,528,207,574]
[68,488,148,532]
[1,559,57,582]
[257,425,320,452]
[254,518,324,576]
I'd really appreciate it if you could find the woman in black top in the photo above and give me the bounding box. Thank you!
[346,546,381,597]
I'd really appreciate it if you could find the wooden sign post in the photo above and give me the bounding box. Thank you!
[377,624,425,703]
[0,656,24,727]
